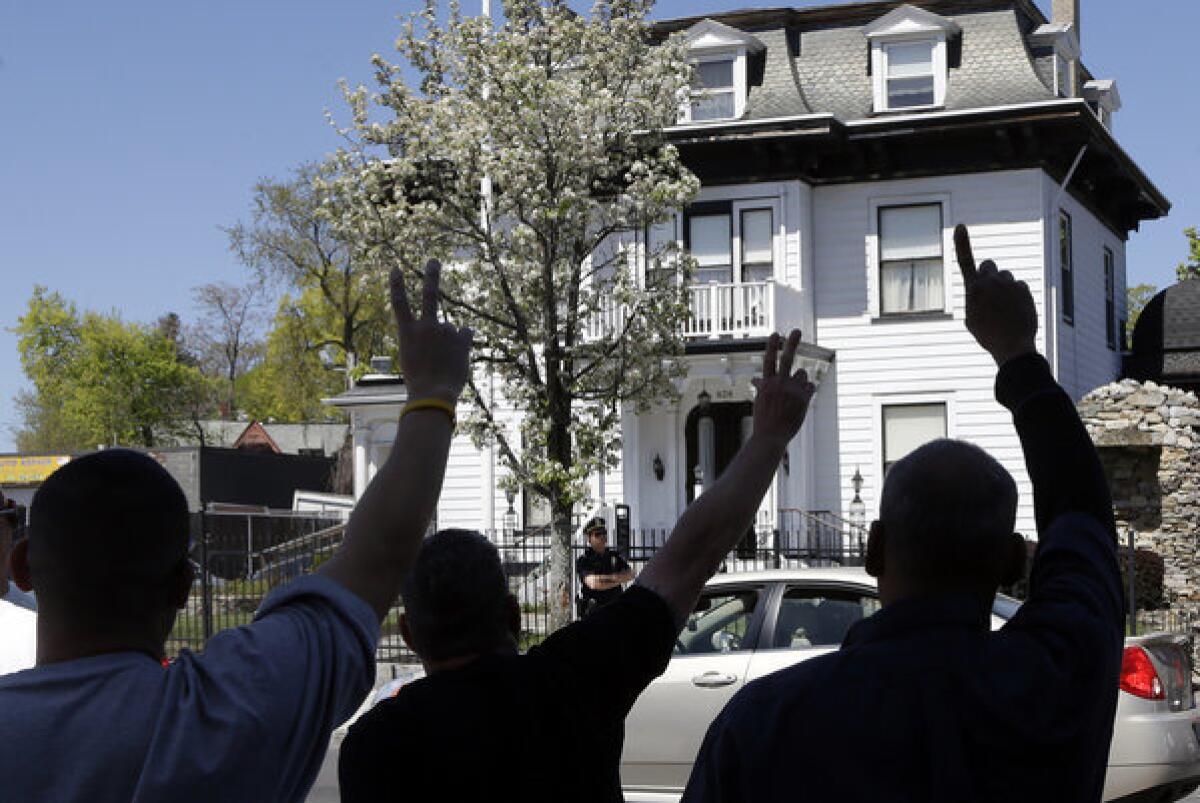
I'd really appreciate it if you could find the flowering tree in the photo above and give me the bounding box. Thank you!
[326,0,699,626]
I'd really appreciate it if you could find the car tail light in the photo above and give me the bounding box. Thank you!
[1121,645,1165,700]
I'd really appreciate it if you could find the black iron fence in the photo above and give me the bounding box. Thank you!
[168,519,866,664]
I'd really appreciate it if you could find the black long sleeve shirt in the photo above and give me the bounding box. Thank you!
[684,354,1124,803]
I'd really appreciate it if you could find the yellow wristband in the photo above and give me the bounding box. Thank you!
[401,397,457,425]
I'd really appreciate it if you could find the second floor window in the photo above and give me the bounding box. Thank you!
[1060,211,1074,325]
[1104,247,1117,350]
[690,58,736,122]
[882,402,947,476]
[690,211,733,284]
[740,209,774,283]
[685,202,777,285]
[884,41,936,109]
[879,204,944,315]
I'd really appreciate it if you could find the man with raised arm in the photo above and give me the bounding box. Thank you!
[0,261,472,802]
[338,329,816,803]
[682,225,1124,803]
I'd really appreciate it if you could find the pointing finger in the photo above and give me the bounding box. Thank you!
[954,224,977,289]
[390,266,413,324]
[421,259,442,321]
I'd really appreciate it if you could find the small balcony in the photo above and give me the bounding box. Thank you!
[586,280,798,343]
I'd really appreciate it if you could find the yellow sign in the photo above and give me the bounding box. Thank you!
[0,455,72,486]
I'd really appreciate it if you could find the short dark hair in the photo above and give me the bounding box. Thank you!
[402,529,513,662]
[29,449,190,616]
[880,439,1018,590]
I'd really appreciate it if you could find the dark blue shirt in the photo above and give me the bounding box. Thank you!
[683,355,1124,803]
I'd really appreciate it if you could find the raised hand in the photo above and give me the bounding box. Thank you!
[390,260,473,404]
[751,329,817,446]
[955,224,1038,367]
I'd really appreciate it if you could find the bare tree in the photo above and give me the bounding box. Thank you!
[190,282,265,417]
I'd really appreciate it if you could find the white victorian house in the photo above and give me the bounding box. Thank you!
[328,0,1168,550]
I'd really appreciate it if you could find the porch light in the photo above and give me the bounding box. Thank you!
[848,467,866,535]
[698,388,712,411]
[652,454,665,482]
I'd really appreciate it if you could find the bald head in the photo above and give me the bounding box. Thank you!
[876,439,1021,596]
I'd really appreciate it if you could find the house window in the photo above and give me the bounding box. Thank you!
[740,208,774,282]
[645,217,680,289]
[879,204,945,314]
[1059,211,1074,325]
[884,41,937,109]
[689,212,733,284]
[882,403,947,476]
[1104,247,1117,351]
[690,58,736,122]
[685,202,777,286]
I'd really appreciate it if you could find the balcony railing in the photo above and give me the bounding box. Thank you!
[685,281,774,340]
[584,280,778,342]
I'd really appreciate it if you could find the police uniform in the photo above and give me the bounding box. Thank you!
[575,547,631,617]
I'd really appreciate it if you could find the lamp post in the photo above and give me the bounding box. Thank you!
[848,467,866,545]
[503,489,518,540]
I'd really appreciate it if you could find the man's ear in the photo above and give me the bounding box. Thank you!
[507,593,521,639]
[998,532,1027,588]
[399,613,416,654]
[10,539,33,592]
[865,520,885,579]
[168,560,194,609]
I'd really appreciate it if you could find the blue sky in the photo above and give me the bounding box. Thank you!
[2,0,1197,452]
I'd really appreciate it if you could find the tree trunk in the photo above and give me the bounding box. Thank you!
[549,495,575,631]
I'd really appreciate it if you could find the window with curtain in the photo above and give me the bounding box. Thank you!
[690,58,736,122]
[1104,247,1117,350]
[879,204,944,314]
[740,208,774,282]
[883,403,947,476]
[1060,211,1074,325]
[884,41,936,109]
[690,213,733,284]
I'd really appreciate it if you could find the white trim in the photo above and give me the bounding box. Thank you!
[845,98,1087,127]
[684,50,746,123]
[865,192,954,318]
[683,18,766,52]
[863,4,961,38]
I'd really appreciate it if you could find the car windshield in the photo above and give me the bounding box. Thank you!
[992,593,1022,621]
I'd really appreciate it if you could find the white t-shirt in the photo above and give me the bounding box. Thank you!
[0,598,36,675]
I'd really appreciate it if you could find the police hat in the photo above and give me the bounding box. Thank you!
[584,517,607,536]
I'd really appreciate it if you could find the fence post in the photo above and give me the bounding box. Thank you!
[772,529,781,569]
[200,509,213,642]
[1127,528,1137,637]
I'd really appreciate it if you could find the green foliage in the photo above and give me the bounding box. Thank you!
[1177,227,1200,282]
[14,287,213,452]
[226,164,391,388]
[1126,283,1158,335]
[238,292,347,422]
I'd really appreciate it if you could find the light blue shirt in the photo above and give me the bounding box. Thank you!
[0,575,378,802]
[2,583,37,611]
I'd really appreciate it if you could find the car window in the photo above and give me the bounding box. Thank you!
[771,587,880,649]
[675,588,761,656]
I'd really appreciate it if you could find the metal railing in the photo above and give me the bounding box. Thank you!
[168,519,865,665]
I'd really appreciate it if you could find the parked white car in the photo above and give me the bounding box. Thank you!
[620,568,1200,803]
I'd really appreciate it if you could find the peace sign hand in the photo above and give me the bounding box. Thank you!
[751,329,817,446]
[390,260,473,405]
[955,224,1038,367]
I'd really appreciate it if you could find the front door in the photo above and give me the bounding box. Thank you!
[685,401,757,555]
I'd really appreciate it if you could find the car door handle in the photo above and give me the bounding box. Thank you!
[692,672,738,688]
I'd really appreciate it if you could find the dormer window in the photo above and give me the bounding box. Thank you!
[1083,80,1122,132]
[690,57,736,121]
[864,5,960,114]
[680,19,765,124]
[1030,23,1081,99]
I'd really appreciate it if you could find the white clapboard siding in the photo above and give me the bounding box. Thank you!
[811,169,1049,536]
[1044,173,1127,402]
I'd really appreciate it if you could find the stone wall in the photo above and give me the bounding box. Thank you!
[1078,380,1200,606]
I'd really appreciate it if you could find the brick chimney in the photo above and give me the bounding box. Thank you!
[1052,0,1080,42]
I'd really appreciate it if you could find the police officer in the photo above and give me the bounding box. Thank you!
[575,517,633,618]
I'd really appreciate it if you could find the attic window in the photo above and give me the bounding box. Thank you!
[690,58,736,121]
[884,41,936,109]
[864,5,960,114]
